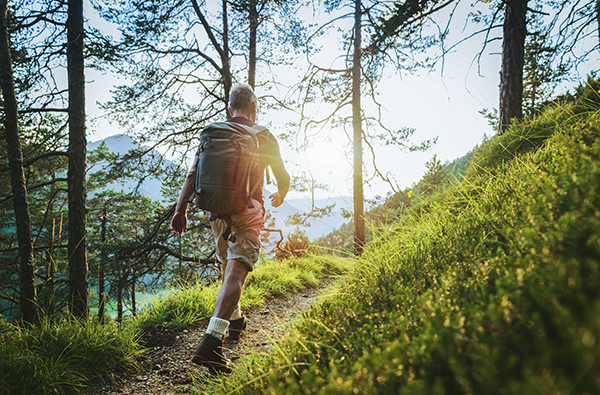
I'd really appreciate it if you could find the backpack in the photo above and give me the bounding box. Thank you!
[191,121,268,215]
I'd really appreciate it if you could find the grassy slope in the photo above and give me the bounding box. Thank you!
[204,85,600,394]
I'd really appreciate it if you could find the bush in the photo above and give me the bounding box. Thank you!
[280,229,311,258]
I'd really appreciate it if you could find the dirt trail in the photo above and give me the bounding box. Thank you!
[81,280,334,395]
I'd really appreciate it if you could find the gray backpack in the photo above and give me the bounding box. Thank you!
[192,121,268,215]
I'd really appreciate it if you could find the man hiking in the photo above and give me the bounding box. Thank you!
[170,83,290,374]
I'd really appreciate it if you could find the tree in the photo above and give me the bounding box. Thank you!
[87,190,216,321]
[95,0,236,155]
[95,0,305,172]
[522,15,571,116]
[228,0,301,88]
[291,0,443,254]
[554,0,600,58]
[66,0,88,319]
[0,1,134,322]
[230,0,263,88]
[499,0,599,130]
[370,0,530,135]
[437,0,598,134]
[352,0,365,255]
[0,0,38,324]
[498,0,529,133]
[416,154,449,196]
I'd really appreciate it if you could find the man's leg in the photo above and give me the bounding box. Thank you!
[205,259,249,338]
[194,201,261,373]
[192,259,250,373]
[214,259,249,320]
[220,260,243,322]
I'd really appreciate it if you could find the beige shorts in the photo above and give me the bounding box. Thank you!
[210,199,264,271]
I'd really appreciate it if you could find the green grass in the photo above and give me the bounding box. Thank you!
[135,254,354,330]
[0,316,142,395]
[197,85,600,394]
[0,255,352,394]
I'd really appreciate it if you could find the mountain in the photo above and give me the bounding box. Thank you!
[88,133,139,155]
[88,134,167,202]
[264,191,352,240]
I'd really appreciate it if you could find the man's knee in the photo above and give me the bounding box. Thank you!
[224,259,250,284]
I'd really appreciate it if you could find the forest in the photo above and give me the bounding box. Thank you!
[1,0,599,394]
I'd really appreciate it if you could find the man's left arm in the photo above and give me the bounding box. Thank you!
[266,136,290,208]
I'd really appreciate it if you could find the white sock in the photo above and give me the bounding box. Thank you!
[229,304,242,321]
[206,317,229,339]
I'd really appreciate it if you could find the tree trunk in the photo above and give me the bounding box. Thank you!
[130,271,136,317]
[499,0,528,134]
[47,217,56,319]
[0,0,38,325]
[248,1,258,88]
[117,276,123,323]
[596,0,599,51]
[352,0,365,255]
[67,0,88,319]
[98,202,107,324]
[46,170,58,319]
[222,0,232,113]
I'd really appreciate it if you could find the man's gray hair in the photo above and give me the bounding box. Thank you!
[229,83,257,111]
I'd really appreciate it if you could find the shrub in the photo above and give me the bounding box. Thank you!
[280,229,311,258]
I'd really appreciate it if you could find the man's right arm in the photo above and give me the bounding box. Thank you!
[170,155,198,236]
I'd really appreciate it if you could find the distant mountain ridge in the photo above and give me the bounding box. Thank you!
[88,134,351,240]
[88,134,167,202]
[264,191,352,240]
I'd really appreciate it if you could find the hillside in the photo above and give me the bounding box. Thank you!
[3,81,598,395]
[200,79,600,394]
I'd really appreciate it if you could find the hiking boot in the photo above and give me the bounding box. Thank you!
[191,334,232,374]
[227,315,247,340]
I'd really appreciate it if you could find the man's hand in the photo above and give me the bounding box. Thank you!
[170,211,187,237]
[269,192,284,208]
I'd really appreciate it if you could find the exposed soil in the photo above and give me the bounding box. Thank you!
[80,280,334,395]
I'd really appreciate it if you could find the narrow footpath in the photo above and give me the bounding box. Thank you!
[81,280,334,395]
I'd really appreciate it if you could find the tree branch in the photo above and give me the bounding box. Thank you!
[0,178,68,204]
[190,0,225,59]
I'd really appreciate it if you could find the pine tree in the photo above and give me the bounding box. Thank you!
[0,0,38,324]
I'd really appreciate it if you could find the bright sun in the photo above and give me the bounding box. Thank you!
[304,140,346,167]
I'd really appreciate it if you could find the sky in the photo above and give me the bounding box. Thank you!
[84,0,599,203]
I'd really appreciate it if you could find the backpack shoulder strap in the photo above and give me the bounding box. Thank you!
[226,122,268,141]
[250,124,268,134]
[250,124,271,149]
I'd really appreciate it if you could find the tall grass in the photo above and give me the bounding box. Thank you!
[0,315,142,395]
[135,254,353,330]
[198,86,600,394]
